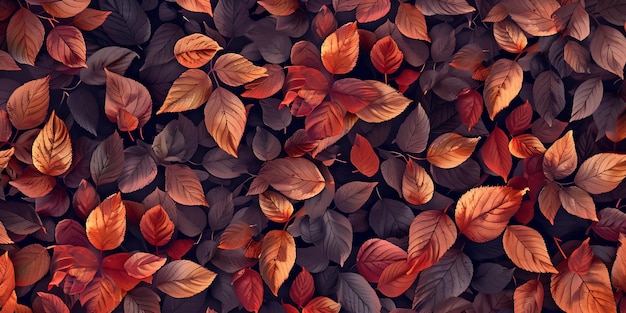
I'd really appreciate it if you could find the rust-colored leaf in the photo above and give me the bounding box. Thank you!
[257,157,325,200]
[543,130,577,180]
[493,20,527,53]
[377,259,419,297]
[321,22,359,74]
[124,252,166,279]
[154,260,217,298]
[176,0,213,15]
[104,69,152,131]
[590,25,626,79]
[538,180,561,225]
[242,64,285,99]
[32,111,72,176]
[502,0,560,36]
[395,3,430,42]
[232,268,264,313]
[481,126,512,182]
[258,0,299,16]
[505,100,533,135]
[509,134,546,159]
[303,296,341,313]
[455,88,483,131]
[259,191,294,223]
[312,5,338,43]
[12,244,50,286]
[305,101,345,140]
[72,8,111,31]
[568,238,593,274]
[355,0,390,23]
[370,36,403,74]
[260,229,296,296]
[612,234,626,291]
[9,166,56,198]
[36,292,70,313]
[41,0,90,18]
[503,225,557,273]
[165,163,208,206]
[86,192,126,251]
[290,267,314,307]
[514,279,543,313]
[426,133,480,169]
[158,69,212,114]
[401,159,434,205]
[559,186,597,221]
[551,257,616,312]
[350,133,379,177]
[73,179,100,219]
[483,58,523,120]
[356,238,407,283]
[204,87,246,157]
[6,76,50,130]
[7,8,44,66]
[218,220,254,250]
[79,276,124,313]
[46,25,87,68]
[455,186,525,242]
[407,210,457,274]
[140,205,174,247]
[0,252,15,306]
[214,53,268,87]
[330,78,379,114]
[0,50,20,71]
[174,33,223,69]
[574,153,626,194]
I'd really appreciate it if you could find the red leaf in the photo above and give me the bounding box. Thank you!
[166,239,195,260]
[455,88,483,131]
[506,100,533,135]
[370,36,403,74]
[101,253,142,291]
[356,238,407,283]
[481,126,512,182]
[290,267,315,307]
[331,78,379,113]
[233,268,264,313]
[46,25,87,68]
[350,134,379,177]
[140,205,175,247]
[312,5,338,42]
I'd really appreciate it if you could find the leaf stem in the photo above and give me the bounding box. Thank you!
[553,237,567,260]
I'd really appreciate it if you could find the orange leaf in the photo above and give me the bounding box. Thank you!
[12,244,50,287]
[0,222,12,245]
[218,220,254,250]
[493,20,527,53]
[416,0,475,16]
[302,296,341,313]
[543,130,577,180]
[590,25,626,79]
[0,253,14,307]
[407,210,457,274]
[568,238,593,274]
[290,267,314,307]
[283,304,300,313]
[509,134,546,159]
[46,25,87,68]
[574,153,626,194]
[370,36,403,74]
[101,253,142,292]
[257,157,326,200]
[559,186,597,222]
[538,181,561,225]
[204,87,246,157]
[312,5,338,42]
[502,225,558,273]
[7,8,44,65]
[36,292,70,313]
[259,191,294,223]
[354,80,411,123]
[73,179,100,220]
[104,69,152,131]
[502,0,560,36]
[32,111,72,176]
[454,88,483,131]
[377,259,419,297]
[426,133,480,169]
[174,33,222,69]
[481,126,512,182]
[260,230,296,296]
[483,58,523,120]
[72,8,111,31]
[356,238,407,283]
[6,76,50,130]
[214,53,268,87]
[86,192,126,251]
[175,0,213,15]
[350,133,379,177]
[513,279,543,313]
[257,0,299,16]
[232,268,264,313]
[305,101,345,140]
[154,260,217,298]
[0,291,17,313]
[401,159,434,205]
[321,21,359,74]
[455,186,525,243]
[42,0,90,18]
[612,234,626,291]
[242,64,285,99]
[165,163,208,206]
[140,205,174,247]
[395,3,429,41]
[330,78,379,113]
[450,43,487,71]
[79,276,124,313]
[124,252,166,279]
[356,0,390,23]
[551,258,615,312]
[158,69,212,114]
[9,166,55,198]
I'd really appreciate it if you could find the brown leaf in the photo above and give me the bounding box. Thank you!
[305,101,345,140]
[32,112,72,176]
[513,279,543,313]
[12,244,50,286]
[257,0,299,16]
[354,80,411,123]
[219,220,254,250]
[334,181,377,213]
[72,8,111,31]
[290,40,325,71]
[538,181,561,225]
[590,25,626,79]
[551,258,615,312]
[124,252,166,279]
[7,8,44,65]
[41,0,90,18]
[213,53,268,87]
[506,100,533,136]
[356,0,390,23]
[321,22,359,74]
[154,260,217,298]
[571,78,603,122]
[455,186,525,242]
[0,50,20,71]
[503,225,557,273]
[259,190,294,223]
[407,210,457,274]
[416,0,475,16]
[552,1,589,41]
[174,33,223,69]
[559,186,597,221]
[427,133,480,169]
[449,43,487,70]
[204,87,246,157]
[165,163,208,206]
[140,205,175,247]
[330,78,379,114]
[90,131,124,187]
[46,25,87,68]
[493,20,527,53]
[502,0,560,36]
[176,0,213,15]
[481,126,512,182]
[257,157,325,200]
[104,69,152,131]
[483,3,508,22]
[533,71,565,127]
[564,40,590,73]
[370,36,403,74]
[356,238,407,283]
[401,159,434,205]
[81,47,139,85]
[483,58,523,120]
[574,153,626,194]
[509,134,546,159]
[395,3,430,42]
[86,192,126,251]
[9,166,56,198]
[260,230,296,296]
[242,64,285,99]
[350,133,379,177]
[543,130,577,180]
[158,69,212,114]
[6,76,50,130]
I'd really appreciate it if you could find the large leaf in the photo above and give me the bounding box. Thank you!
[32,112,72,176]
[86,192,126,251]
[551,258,616,312]
[118,144,157,193]
[493,20,527,53]
[377,259,419,297]
[46,25,87,68]
[321,22,359,74]
[257,157,326,201]
[590,25,626,79]
[503,225,557,273]
[407,210,457,274]
[355,80,411,123]
[574,153,626,194]
[12,244,50,287]
[214,53,268,87]
[513,279,543,313]
[232,268,264,313]
[260,230,296,296]
[426,133,480,169]
[7,8,44,65]
[315,210,353,267]
[204,87,246,157]
[483,58,523,120]
[356,238,407,283]
[350,134,379,178]
[154,260,217,298]
[6,76,50,130]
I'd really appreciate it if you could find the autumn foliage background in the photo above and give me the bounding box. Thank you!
[0,0,626,312]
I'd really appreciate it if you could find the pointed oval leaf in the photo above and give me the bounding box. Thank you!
[356,0,390,23]
[218,220,254,250]
[574,153,626,194]
[9,166,56,198]
[355,80,411,123]
[395,3,429,41]
[396,103,430,153]
[104,69,152,130]
[592,208,626,242]
[350,133,379,177]
[118,145,157,194]
[370,36,403,74]
[165,163,208,206]
[454,88,483,132]
[7,8,44,65]
[214,53,268,87]
[506,100,533,136]
[81,46,139,85]
[0,252,15,305]
[90,131,124,186]
[503,225,557,273]
[7,76,50,130]
[509,134,546,159]
[46,25,87,68]
[204,87,246,157]
[154,260,217,298]
[337,272,382,313]
[32,112,72,176]
[502,0,560,36]
[513,279,543,313]
[321,22,359,75]
[303,296,341,313]
[174,33,223,69]
[124,287,161,313]
[408,210,457,274]
[305,101,345,140]
[484,58,523,120]
[612,234,626,291]
[158,69,212,114]
[426,133,480,169]
[260,230,296,296]
[543,130,577,180]
[550,258,616,312]
[316,210,353,266]
[334,181,377,213]
[377,259,419,297]
[538,180,561,225]
[481,126,512,182]
[533,71,565,126]
[259,190,294,223]
[86,192,126,251]
[290,267,315,307]
[140,205,175,247]
[559,186,597,221]
[124,252,166,279]
[571,78,603,122]
[258,157,325,200]
[356,238,407,283]
[493,20,527,53]
[252,126,281,161]
[401,159,434,205]
[590,25,626,79]
[242,64,285,99]
[79,276,124,313]
[37,292,70,313]
[232,268,264,313]
[13,244,50,286]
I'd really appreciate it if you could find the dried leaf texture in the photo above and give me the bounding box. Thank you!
[259,191,294,223]
[533,71,565,126]
[502,0,560,36]
[543,130,577,180]
[86,192,126,251]
[514,279,543,313]
[493,20,527,53]
[303,296,341,313]
[7,8,44,66]
[574,153,626,194]
[7,76,50,130]
[502,225,557,273]
[483,59,523,120]
[571,78,603,122]
[37,292,70,313]
[165,164,208,206]
[289,268,314,307]
[427,133,480,169]
[158,69,212,114]
[204,87,246,157]
[153,260,217,298]
[482,126,512,182]
[260,230,296,296]
[46,25,87,68]
[219,220,253,250]
[321,22,359,74]
[140,205,174,247]
[174,33,222,69]
[370,36,403,74]
[32,112,73,176]
[377,259,419,297]
[42,0,90,18]
[354,80,411,123]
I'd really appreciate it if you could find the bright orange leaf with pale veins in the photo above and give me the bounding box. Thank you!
[302,296,342,313]
[140,205,175,247]
[321,22,359,75]
[260,230,296,296]
[502,225,557,273]
[514,279,543,313]
[86,192,126,251]
[174,33,222,69]
[351,134,379,177]
[218,220,254,250]
[407,210,457,274]
[259,191,294,223]
[32,111,72,176]
[377,259,419,297]
[401,159,434,205]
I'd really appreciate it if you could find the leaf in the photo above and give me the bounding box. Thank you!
[449,43,487,70]
[316,210,353,266]
[6,76,50,130]
[140,205,175,247]
[506,100,533,136]
[592,208,626,242]
[214,0,252,38]
[416,0,475,16]
[321,22,359,75]
[370,36,403,74]
[36,292,70,313]
[455,186,525,243]
[290,267,315,307]
[242,64,285,99]
[104,69,152,131]
[514,279,543,313]
[124,252,166,279]
[330,79,378,114]
[257,0,299,16]
[257,157,325,200]
[395,3,429,41]
[412,249,473,312]
[0,252,15,306]
[552,1,589,41]
[354,0,390,23]
[369,198,414,238]
[509,134,546,159]
[574,153,626,194]
[502,225,557,273]
[538,181,561,225]
[426,133,480,169]
[252,126,281,161]
[337,272,382,313]
[124,287,161,313]
[377,260,419,297]
[99,0,150,45]
[356,238,407,283]
[118,144,158,193]
[401,160,434,205]
[259,191,294,223]
[67,89,98,136]
[355,80,411,123]
[260,230,296,296]
[303,296,342,313]
[595,0,626,26]
[407,210,457,274]
[32,112,72,176]
[165,163,208,206]
[0,222,12,244]
[12,244,50,286]
[350,133,380,177]
[502,0,560,36]
[305,101,345,140]
[0,202,44,235]
[219,220,254,250]
[396,103,430,153]
[79,276,124,313]
[7,8,44,65]
[559,186,597,221]
[90,131,124,186]
[493,20,527,53]
[612,234,626,291]
[564,40,590,74]
[81,46,139,85]
[454,88,483,132]
[176,0,213,15]
[590,25,626,79]
[533,71,565,126]
[568,238,593,274]
[551,258,616,312]
[46,25,87,68]
[86,192,126,251]
[174,33,222,69]
[158,69,212,114]
[481,126,512,182]
[0,50,20,71]
[571,78,603,122]
[232,268,264,313]
[9,166,55,198]
[154,260,217,298]
[483,58,523,120]
[72,8,111,31]
[214,53,268,87]
[543,130,577,180]
[204,87,246,157]
[334,181,377,213]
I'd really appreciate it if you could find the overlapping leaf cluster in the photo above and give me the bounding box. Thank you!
[0,0,626,312]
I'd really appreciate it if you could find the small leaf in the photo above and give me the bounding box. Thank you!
[174,33,223,69]
[450,43,487,70]
[118,144,158,194]
[505,100,533,136]
[509,134,546,159]
[538,181,561,225]
[158,69,212,114]
[483,58,523,120]
[259,191,294,223]
[154,260,217,298]
[590,25,626,79]
[571,78,603,122]
[454,88,483,131]
[426,133,480,169]
[481,126,512,182]
[574,153,626,194]
[337,272,382,313]
[32,111,72,176]
[232,268,264,313]
[165,163,208,206]
[354,80,411,123]
[395,3,429,41]
[568,238,593,274]
[218,220,254,250]
[356,0,391,23]
[370,36,403,74]
[543,130,577,180]
[350,134,380,177]
[46,25,87,68]
[260,230,296,296]
[502,0,560,36]
[0,50,20,71]
[502,225,557,273]
[401,159,434,205]
[214,53,268,87]
[104,69,152,131]
[81,46,138,85]
[334,181,377,213]
[86,192,126,251]
[7,8,44,65]
[140,205,175,247]
[6,76,50,130]
[321,22,359,75]
[564,40,590,73]
[290,267,315,307]
[204,87,246,157]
